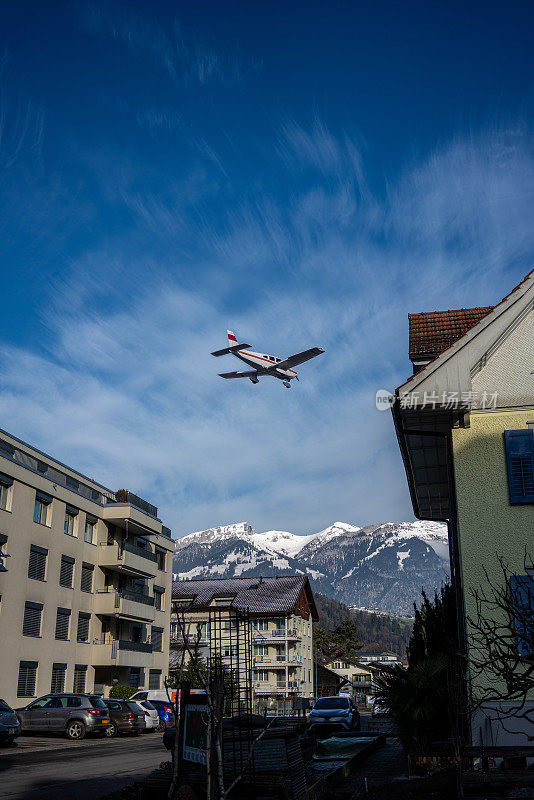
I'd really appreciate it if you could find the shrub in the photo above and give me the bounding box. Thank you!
[109,684,135,699]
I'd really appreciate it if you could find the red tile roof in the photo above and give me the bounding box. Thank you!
[408,307,494,360]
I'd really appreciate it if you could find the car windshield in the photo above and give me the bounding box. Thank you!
[141,701,155,710]
[313,697,349,710]
[89,697,107,709]
[0,698,12,712]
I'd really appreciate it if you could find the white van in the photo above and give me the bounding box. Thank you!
[130,688,205,704]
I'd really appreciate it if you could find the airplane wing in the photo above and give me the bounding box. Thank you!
[211,343,251,357]
[218,370,258,379]
[275,347,325,370]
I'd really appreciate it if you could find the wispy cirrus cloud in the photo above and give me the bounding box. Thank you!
[78,1,255,87]
[1,113,533,536]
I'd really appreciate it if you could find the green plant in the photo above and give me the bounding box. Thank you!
[109,684,135,699]
[373,657,450,756]
[314,618,361,662]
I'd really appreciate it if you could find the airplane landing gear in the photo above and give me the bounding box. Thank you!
[283,380,291,388]
[249,375,259,384]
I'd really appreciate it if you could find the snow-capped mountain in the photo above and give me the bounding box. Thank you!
[173,520,449,616]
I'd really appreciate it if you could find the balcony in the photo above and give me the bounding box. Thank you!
[102,499,162,537]
[94,590,156,622]
[98,542,159,578]
[253,681,303,695]
[253,656,302,668]
[252,629,302,641]
[91,636,154,668]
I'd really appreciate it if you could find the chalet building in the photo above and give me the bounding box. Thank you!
[393,268,534,745]
[171,575,318,712]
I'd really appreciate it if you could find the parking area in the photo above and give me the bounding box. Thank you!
[0,732,166,800]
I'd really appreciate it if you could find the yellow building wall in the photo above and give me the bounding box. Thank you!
[452,409,534,699]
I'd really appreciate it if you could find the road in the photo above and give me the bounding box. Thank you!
[0,733,167,799]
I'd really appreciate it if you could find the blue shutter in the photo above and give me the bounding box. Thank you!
[504,430,534,504]
[510,575,534,656]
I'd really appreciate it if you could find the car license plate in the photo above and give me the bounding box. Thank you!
[101,719,109,724]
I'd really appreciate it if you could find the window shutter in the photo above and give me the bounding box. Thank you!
[80,563,94,592]
[151,626,163,652]
[510,574,534,656]
[73,665,87,693]
[504,429,534,503]
[55,608,71,640]
[59,555,75,588]
[149,669,161,689]
[23,602,43,637]
[51,663,66,693]
[0,471,13,487]
[77,612,91,642]
[28,545,47,581]
[17,661,38,697]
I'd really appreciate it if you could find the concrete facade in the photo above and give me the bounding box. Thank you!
[0,428,175,707]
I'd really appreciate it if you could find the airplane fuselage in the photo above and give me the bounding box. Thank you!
[234,349,298,380]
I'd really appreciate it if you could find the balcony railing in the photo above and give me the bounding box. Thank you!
[119,639,153,653]
[122,541,158,563]
[118,590,155,607]
[107,491,158,519]
[253,656,302,665]
[254,681,303,693]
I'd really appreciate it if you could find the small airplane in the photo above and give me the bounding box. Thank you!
[211,331,325,388]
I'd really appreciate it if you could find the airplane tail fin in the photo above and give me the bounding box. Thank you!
[227,330,238,345]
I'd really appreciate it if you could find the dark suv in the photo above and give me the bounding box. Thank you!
[102,699,146,737]
[16,694,110,739]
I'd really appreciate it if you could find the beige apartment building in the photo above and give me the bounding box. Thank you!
[171,576,318,712]
[0,428,175,707]
[325,659,373,698]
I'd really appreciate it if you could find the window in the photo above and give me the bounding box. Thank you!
[154,588,164,611]
[66,696,82,707]
[156,548,166,571]
[77,612,91,643]
[64,505,78,537]
[23,602,43,637]
[129,668,142,688]
[80,562,94,593]
[28,544,47,581]
[254,644,269,657]
[73,665,87,693]
[17,661,38,697]
[504,429,534,504]
[33,491,52,526]
[252,619,268,631]
[0,472,13,512]
[55,608,71,640]
[510,574,534,656]
[50,663,66,693]
[84,515,97,544]
[151,626,163,652]
[59,555,75,588]
[149,670,161,690]
[254,670,269,682]
[0,534,8,572]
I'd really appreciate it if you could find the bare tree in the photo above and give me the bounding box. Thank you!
[467,552,534,734]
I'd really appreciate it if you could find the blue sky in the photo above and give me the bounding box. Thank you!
[1,0,534,536]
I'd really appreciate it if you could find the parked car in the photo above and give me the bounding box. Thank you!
[371,699,389,718]
[102,699,146,737]
[148,699,175,731]
[0,698,21,746]
[308,696,360,732]
[16,694,110,740]
[128,700,159,731]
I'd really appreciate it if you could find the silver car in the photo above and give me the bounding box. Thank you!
[0,697,21,745]
[16,694,110,740]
